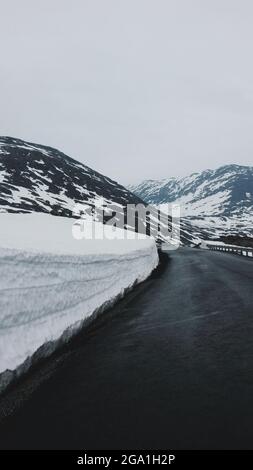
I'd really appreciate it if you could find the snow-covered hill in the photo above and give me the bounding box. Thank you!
[129,165,253,238]
[0,136,204,245]
[0,136,142,215]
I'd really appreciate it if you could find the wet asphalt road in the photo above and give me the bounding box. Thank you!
[0,248,253,449]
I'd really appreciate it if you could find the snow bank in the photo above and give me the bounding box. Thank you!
[0,213,158,387]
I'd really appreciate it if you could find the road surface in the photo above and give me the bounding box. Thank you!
[0,248,253,449]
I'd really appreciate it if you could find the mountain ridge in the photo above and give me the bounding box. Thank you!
[0,136,204,246]
[0,136,142,216]
[129,164,253,237]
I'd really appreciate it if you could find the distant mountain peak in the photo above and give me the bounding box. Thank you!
[129,164,253,238]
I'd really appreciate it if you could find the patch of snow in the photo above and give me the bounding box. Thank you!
[0,170,8,183]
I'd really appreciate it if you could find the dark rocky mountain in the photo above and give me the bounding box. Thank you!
[0,136,204,245]
[0,136,142,216]
[129,165,253,238]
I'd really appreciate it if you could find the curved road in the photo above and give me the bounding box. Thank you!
[0,248,253,449]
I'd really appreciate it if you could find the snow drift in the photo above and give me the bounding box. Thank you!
[0,213,158,391]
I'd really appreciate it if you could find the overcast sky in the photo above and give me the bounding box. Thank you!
[1,1,253,184]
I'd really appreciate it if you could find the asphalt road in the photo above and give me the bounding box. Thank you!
[0,248,253,449]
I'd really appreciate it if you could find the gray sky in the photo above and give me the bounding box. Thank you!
[1,0,253,184]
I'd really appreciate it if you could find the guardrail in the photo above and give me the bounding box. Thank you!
[207,244,253,258]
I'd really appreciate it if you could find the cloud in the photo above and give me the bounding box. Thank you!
[1,0,253,184]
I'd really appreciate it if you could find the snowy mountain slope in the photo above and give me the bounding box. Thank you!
[129,165,253,237]
[0,213,158,387]
[0,136,205,245]
[0,136,142,215]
